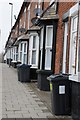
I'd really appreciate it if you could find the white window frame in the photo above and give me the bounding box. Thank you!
[20,43,23,62]
[32,36,37,65]
[40,28,43,69]
[45,25,53,70]
[28,34,39,68]
[23,42,27,64]
[19,42,27,64]
[69,15,78,75]
[11,48,13,60]
[13,47,16,61]
[62,22,68,73]
[16,46,18,61]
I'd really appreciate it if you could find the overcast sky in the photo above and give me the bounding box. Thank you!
[0,0,23,53]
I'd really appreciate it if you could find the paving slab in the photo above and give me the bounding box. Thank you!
[2,64,54,119]
[2,63,73,120]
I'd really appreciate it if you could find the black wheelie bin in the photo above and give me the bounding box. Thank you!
[17,64,31,82]
[47,74,71,115]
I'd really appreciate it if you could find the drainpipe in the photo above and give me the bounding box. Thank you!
[51,2,59,73]
[78,2,80,82]
[42,0,44,11]
[51,20,58,73]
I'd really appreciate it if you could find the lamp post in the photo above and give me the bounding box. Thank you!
[9,2,13,28]
[9,3,13,67]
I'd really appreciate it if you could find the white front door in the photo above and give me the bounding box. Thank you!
[69,15,78,75]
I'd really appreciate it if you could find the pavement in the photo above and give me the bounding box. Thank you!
[1,63,73,119]
[0,63,2,119]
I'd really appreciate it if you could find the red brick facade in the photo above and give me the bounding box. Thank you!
[5,1,78,74]
[55,2,77,73]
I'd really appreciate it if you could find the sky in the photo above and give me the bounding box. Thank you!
[0,0,23,53]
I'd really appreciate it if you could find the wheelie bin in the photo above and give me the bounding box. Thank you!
[47,74,71,115]
[17,64,31,82]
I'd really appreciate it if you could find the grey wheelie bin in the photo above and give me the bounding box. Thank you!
[17,64,31,82]
[47,74,71,115]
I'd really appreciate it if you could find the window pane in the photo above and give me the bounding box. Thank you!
[45,48,51,69]
[73,17,78,31]
[20,43,23,51]
[23,54,27,64]
[33,36,36,48]
[46,27,53,46]
[20,52,22,61]
[40,50,42,69]
[32,51,36,64]
[24,43,26,52]
[16,54,18,61]
[40,28,43,49]
[16,47,18,53]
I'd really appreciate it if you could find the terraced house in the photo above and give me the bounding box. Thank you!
[4,0,80,119]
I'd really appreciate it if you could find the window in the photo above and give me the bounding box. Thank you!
[69,15,78,75]
[23,43,27,64]
[24,43,26,52]
[33,36,36,48]
[50,0,57,12]
[40,28,43,69]
[28,4,31,29]
[50,0,55,5]
[14,47,16,61]
[62,22,68,73]
[32,51,36,64]
[28,35,39,67]
[11,48,13,59]
[19,42,27,64]
[16,47,18,61]
[32,36,36,65]
[24,8,26,28]
[45,26,53,70]
[20,43,23,62]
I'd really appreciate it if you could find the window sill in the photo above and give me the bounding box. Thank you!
[69,74,78,82]
[31,66,38,69]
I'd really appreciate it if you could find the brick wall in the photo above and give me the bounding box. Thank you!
[55,2,76,73]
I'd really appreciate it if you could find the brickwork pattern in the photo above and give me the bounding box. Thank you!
[55,2,76,73]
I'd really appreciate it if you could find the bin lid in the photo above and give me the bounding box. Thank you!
[18,64,31,68]
[47,74,69,82]
[17,64,22,68]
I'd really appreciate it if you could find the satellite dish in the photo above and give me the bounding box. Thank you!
[19,28,26,33]
[34,8,43,16]
[31,17,38,25]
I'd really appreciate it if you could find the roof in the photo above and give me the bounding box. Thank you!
[14,34,29,46]
[12,2,30,31]
[27,25,41,33]
[40,4,59,20]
